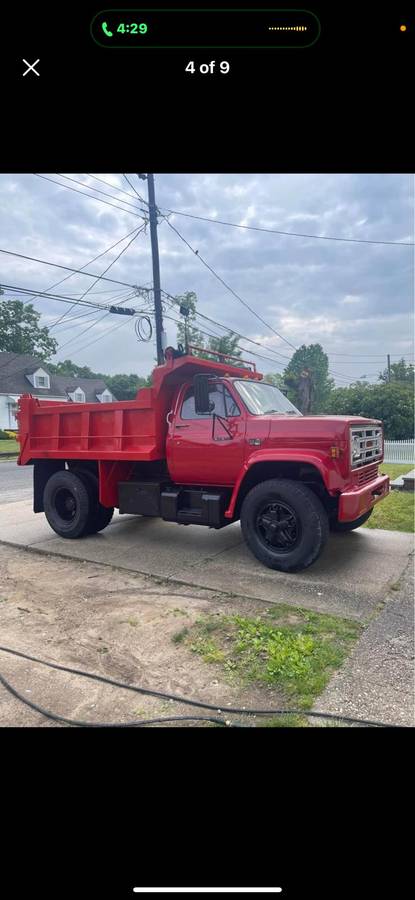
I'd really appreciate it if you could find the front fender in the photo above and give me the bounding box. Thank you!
[224,451,338,519]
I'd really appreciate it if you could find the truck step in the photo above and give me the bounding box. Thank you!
[177,508,205,523]
[118,480,231,528]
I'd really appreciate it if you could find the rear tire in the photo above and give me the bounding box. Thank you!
[330,509,373,532]
[43,470,94,539]
[240,478,329,572]
[73,469,114,534]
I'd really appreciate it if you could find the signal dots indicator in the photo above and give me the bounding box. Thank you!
[268,26,308,31]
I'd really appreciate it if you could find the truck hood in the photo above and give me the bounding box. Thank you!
[265,414,382,444]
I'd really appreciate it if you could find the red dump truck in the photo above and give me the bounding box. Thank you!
[16,347,390,572]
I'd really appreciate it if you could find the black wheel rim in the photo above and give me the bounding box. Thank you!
[54,487,77,522]
[256,499,301,552]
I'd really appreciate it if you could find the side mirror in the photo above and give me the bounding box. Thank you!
[194,374,214,415]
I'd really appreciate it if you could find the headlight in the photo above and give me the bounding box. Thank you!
[352,435,362,460]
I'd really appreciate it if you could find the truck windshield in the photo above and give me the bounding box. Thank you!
[234,380,302,416]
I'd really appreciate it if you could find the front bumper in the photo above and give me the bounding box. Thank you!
[338,474,390,522]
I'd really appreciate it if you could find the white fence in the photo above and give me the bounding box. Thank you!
[383,440,415,464]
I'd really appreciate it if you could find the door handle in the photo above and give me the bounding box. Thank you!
[175,424,190,429]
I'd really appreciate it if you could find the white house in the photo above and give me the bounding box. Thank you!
[0,352,115,430]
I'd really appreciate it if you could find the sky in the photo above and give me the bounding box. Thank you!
[0,173,413,384]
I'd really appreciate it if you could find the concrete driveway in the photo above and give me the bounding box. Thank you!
[0,494,413,622]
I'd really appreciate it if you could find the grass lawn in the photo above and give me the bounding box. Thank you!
[0,439,19,453]
[174,605,362,725]
[363,463,414,533]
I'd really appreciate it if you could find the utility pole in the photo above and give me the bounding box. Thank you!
[143,173,164,365]
[387,354,391,383]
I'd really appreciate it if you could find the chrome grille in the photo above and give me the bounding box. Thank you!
[350,426,383,469]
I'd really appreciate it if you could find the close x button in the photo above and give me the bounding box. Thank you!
[22,58,40,77]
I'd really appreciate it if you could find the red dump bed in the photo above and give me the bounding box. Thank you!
[17,389,168,464]
[17,351,259,466]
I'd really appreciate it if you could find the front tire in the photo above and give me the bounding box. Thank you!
[330,509,373,532]
[240,478,329,572]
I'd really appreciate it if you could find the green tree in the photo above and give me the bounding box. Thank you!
[175,291,245,367]
[47,359,99,378]
[325,381,414,440]
[47,358,152,399]
[378,358,415,386]
[283,344,334,413]
[207,332,242,365]
[105,373,148,400]
[0,299,58,360]
[263,372,285,389]
[175,291,206,352]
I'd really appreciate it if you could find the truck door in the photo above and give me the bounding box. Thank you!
[167,381,246,485]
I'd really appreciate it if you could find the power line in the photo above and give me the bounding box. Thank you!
[163,217,298,352]
[44,301,128,338]
[324,358,414,367]
[0,283,150,317]
[56,174,147,215]
[162,300,354,380]
[160,220,407,384]
[161,289,291,362]
[18,226,144,310]
[49,291,136,333]
[57,291,139,354]
[123,174,146,205]
[56,288,136,295]
[85,173,140,202]
[325,352,415,359]
[33,174,146,219]
[0,226,146,374]
[162,207,415,246]
[50,224,146,330]
[162,312,287,370]
[0,284,129,311]
[0,248,140,290]
[0,295,148,383]
[161,289,356,384]
[67,311,135,358]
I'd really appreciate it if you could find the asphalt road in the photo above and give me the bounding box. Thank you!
[0,460,33,505]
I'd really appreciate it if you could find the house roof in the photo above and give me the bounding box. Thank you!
[0,352,112,402]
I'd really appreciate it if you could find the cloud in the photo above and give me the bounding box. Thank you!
[0,173,413,382]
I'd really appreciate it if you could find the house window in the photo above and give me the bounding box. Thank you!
[101,393,112,403]
[35,375,49,388]
[74,392,84,402]
[8,403,18,428]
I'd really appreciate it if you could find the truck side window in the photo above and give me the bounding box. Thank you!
[181,384,240,420]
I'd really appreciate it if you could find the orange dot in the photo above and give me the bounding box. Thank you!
[400,24,407,31]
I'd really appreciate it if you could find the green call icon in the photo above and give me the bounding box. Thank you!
[101,21,113,37]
